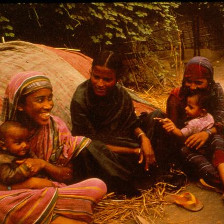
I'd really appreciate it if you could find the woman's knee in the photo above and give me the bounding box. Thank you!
[85,178,107,198]
[69,178,107,200]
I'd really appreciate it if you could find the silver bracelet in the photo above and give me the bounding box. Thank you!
[137,132,145,138]
[205,129,212,137]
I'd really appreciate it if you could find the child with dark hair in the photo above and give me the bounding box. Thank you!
[0,121,36,185]
[157,91,221,188]
[157,91,214,139]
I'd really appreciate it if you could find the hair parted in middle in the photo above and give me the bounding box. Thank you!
[92,50,124,80]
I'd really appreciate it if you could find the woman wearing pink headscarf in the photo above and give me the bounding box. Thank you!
[166,56,224,193]
[0,71,107,224]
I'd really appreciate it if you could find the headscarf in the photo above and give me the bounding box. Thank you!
[1,71,52,122]
[180,56,215,99]
[183,56,214,83]
[1,71,91,164]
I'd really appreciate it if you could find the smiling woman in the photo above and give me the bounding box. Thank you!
[0,71,107,224]
[18,88,54,126]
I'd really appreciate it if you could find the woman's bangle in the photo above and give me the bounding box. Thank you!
[205,129,212,137]
[137,132,145,138]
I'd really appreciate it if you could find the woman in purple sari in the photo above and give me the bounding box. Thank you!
[0,71,107,224]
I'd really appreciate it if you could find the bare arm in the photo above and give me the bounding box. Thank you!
[106,127,156,171]
[155,117,184,137]
[106,145,140,155]
[0,177,55,190]
[185,127,217,150]
[134,127,156,171]
[44,161,73,183]
[16,159,74,183]
[0,163,33,185]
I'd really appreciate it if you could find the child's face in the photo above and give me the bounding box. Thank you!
[185,95,203,118]
[4,127,30,157]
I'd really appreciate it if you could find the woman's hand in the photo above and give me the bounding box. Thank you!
[22,177,55,189]
[0,177,55,191]
[185,131,209,150]
[139,135,156,171]
[13,177,55,189]
[16,158,46,175]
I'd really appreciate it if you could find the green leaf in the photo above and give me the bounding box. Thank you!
[0,16,9,22]
[105,32,113,39]
[105,40,112,45]
[66,24,74,30]
[135,11,148,17]
[91,36,100,43]
[5,32,15,37]
[3,25,13,31]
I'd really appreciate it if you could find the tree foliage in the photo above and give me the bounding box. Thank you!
[56,2,180,51]
[0,3,224,90]
[0,3,180,52]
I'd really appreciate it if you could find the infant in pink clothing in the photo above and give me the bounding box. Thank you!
[156,91,214,139]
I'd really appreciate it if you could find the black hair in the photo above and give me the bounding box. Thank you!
[0,121,27,141]
[187,91,211,111]
[92,50,124,80]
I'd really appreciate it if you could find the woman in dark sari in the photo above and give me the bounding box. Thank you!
[70,51,169,197]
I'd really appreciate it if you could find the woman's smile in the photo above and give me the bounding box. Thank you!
[40,112,51,119]
[19,88,54,126]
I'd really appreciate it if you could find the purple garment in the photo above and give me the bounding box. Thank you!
[181,113,214,137]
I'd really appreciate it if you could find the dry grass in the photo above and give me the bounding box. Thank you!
[93,181,186,224]
[131,72,182,113]
[136,89,170,113]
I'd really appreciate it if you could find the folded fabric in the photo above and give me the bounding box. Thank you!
[164,192,203,212]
